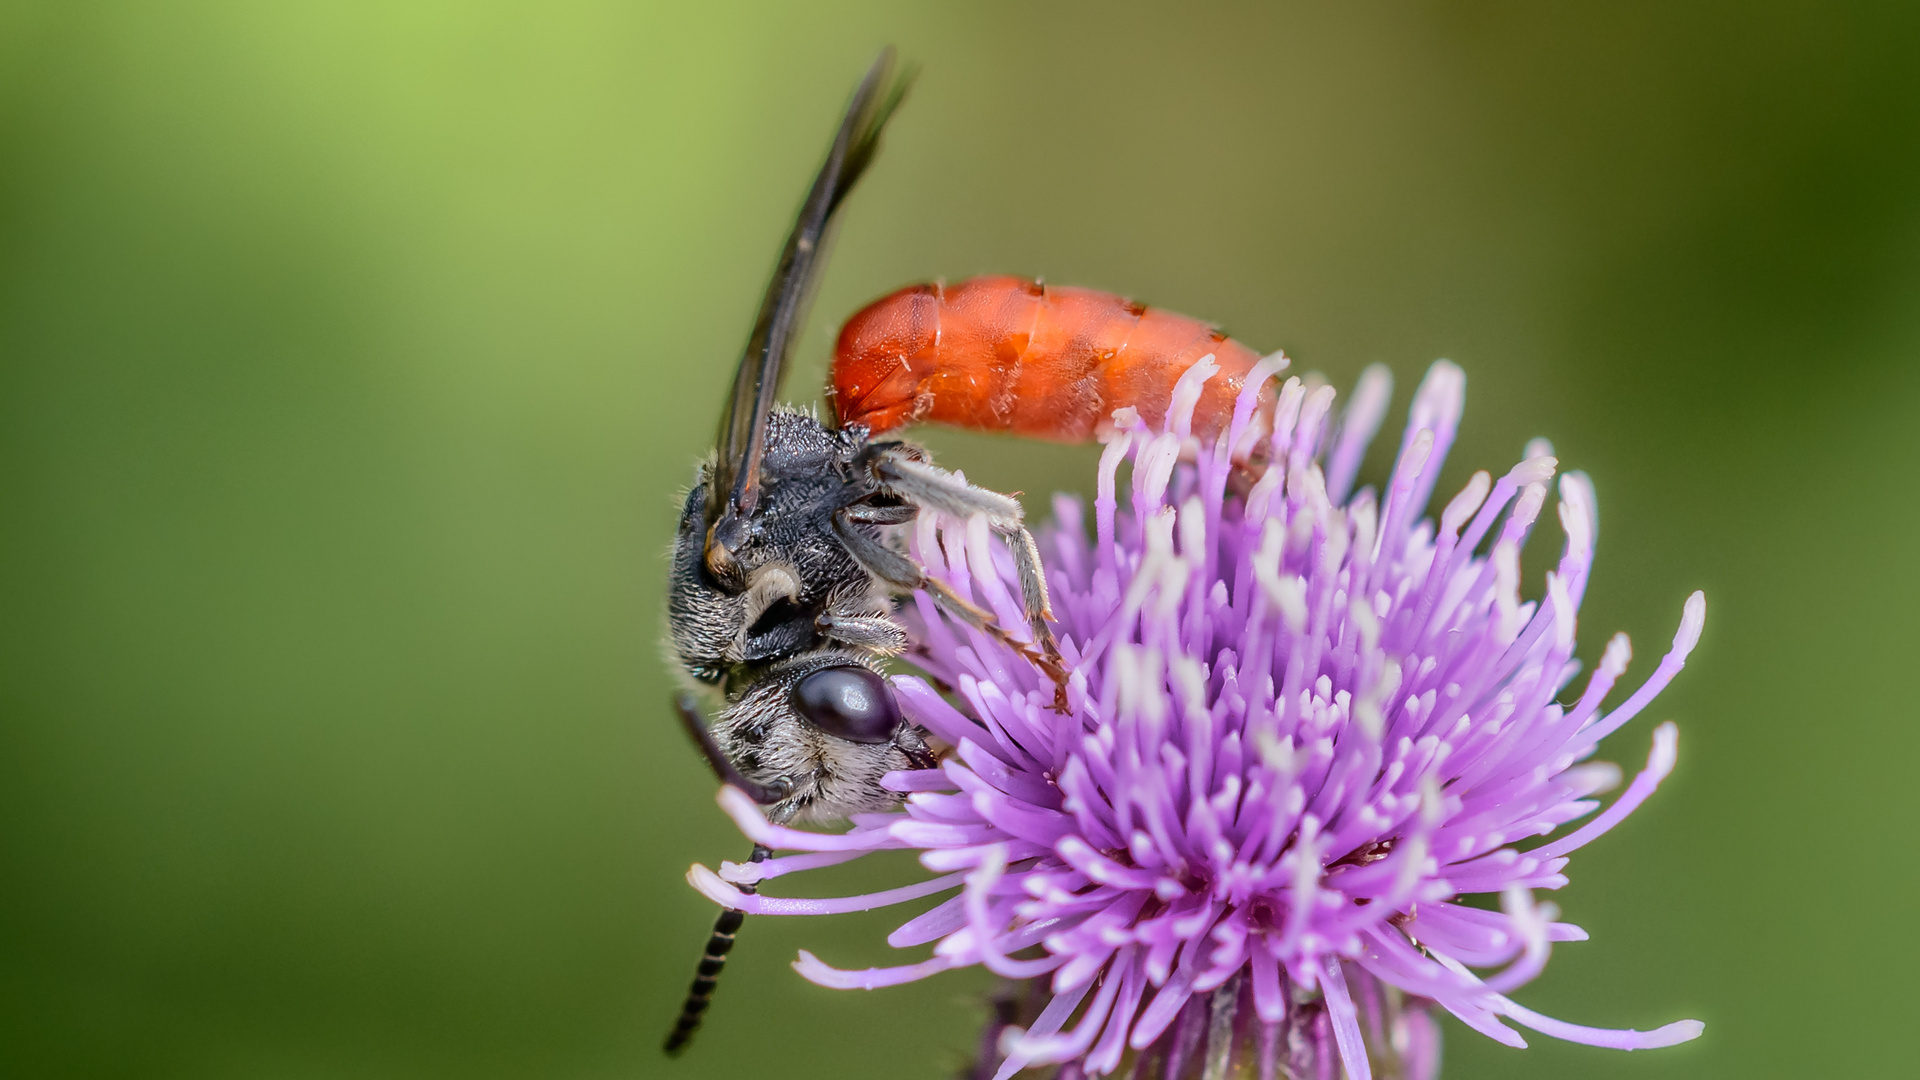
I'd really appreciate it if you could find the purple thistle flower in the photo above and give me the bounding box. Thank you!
[690,356,1706,1079]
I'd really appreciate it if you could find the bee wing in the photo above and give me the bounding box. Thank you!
[709,49,912,526]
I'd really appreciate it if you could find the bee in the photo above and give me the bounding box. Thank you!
[832,275,1276,446]
[661,52,1063,1056]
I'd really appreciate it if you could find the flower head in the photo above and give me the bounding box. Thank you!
[691,356,1706,1079]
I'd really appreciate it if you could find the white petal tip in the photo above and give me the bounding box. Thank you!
[1006,1035,1067,1063]
[1416,360,1467,410]
[1676,592,1707,653]
[1509,454,1558,485]
[1642,1019,1705,1047]
[717,859,763,885]
[1651,722,1680,775]
[791,950,840,986]
[792,950,873,991]
[687,863,739,907]
[1253,351,1292,380]
[1603,633,1633,671]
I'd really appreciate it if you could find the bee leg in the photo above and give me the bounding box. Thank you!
[920,578,1070,708]
[814,612,909,654]
[867,455,1061,624]
[841,498,919,526]
[815,531,912,656]
[999,523,1069,710]
[672,693,793,806]
[831,508,1069,704]
[865,454,1069,705]
[869,452,1024,524]
[1003,524,1056,625]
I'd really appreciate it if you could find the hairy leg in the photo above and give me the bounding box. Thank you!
[814,612,909,653]
[832,506,1069,706]
[867,452,1063,655]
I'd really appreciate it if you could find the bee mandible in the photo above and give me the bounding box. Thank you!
[661,51,1064,1057]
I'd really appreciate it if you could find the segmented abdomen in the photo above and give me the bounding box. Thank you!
[831,276,1271,444]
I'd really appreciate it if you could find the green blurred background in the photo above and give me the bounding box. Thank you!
[3,2,1916,1077]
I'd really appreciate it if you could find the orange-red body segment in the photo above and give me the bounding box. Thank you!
[831,276,1272,445]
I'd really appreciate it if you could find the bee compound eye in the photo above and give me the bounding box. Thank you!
[790,666,901,744]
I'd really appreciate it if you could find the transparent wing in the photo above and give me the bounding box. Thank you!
[709,49,913,528]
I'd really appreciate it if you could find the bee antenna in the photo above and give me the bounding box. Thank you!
[662,844,772,1056]
[672,694,793,806]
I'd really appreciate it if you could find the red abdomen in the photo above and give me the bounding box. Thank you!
[831,276,1272,444]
